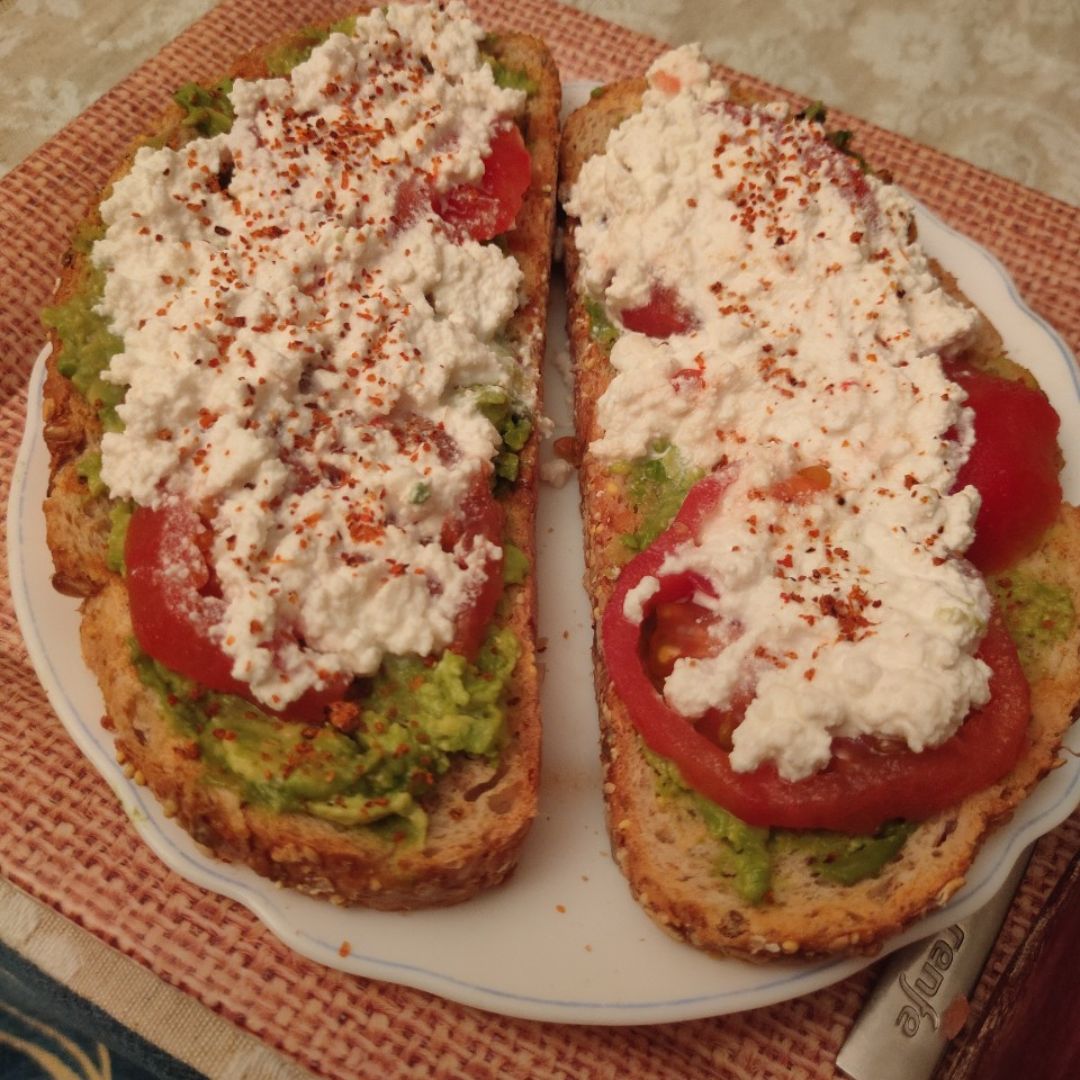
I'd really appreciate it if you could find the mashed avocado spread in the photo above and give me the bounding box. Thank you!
[990,570,1075,676]
[585,297,619,351]
[74,452,131,573]
[648,750,914,903]
[136,628,519,842]
[614,439,702,552]
[42,252,125,433]
[583,307,701,550]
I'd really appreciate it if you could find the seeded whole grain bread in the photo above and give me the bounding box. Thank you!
[41,22,560,909]
[560,80,1080,957]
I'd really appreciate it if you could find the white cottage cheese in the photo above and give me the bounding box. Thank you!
[92,2,532,708]
[566,47,992,781]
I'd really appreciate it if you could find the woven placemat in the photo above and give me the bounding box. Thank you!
[1,1,1078,1077]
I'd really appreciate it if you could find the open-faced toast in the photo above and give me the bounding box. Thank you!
[41,2,560,909]
[559,53,1080,957]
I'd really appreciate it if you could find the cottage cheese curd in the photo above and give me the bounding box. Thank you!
[566,47,993,781]
[92,2,532,707]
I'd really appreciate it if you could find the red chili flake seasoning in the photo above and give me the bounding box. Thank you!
[816,584,876,641]
[753,644,789,670]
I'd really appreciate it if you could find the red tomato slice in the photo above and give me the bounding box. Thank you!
[950,366,1062,573]
[619,284,697,339]
[125,502,347,722]
[601,472,1032,833]
[432,124,532,242]
[392,177,430,233]
[440,475,505,659]
[126,502,241,693]
[645,598,720,682]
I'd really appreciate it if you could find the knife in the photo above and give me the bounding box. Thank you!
[836,845,1033,1080]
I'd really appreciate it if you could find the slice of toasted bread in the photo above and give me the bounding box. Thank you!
[41,13,560,909]
[560,75,1080,957]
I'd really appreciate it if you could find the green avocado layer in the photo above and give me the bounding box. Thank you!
[649,750,915,903]
[584,297,618,351]
[136,628,519,841]
[73,452,131,573]
[614,440,703,552]
[173,79,235,138]
[42,254,124,433]
[475,385,534,485]
[990,571,1075,677]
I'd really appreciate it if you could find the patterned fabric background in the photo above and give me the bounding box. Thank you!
[0,879,314,1078]
[1,0,1078,205]
[566,0,1080,206]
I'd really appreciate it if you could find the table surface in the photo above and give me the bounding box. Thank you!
[1,2,1078,1079]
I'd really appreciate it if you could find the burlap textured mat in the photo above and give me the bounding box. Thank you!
[1,1,1078,1076]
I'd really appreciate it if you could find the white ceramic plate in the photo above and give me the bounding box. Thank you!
[8,84,1080,1024]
